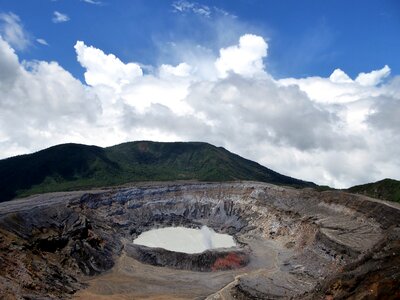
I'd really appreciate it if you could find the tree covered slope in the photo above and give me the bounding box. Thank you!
[347,178,400,203]
[0,141,316,202]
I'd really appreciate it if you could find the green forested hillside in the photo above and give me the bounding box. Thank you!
[0,141,316,202]
[348,178,400,203]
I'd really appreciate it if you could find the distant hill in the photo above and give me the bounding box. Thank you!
[0,141,316,202]
[347,178,400,203]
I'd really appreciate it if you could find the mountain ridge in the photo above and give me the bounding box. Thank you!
[347,178,400,203]
[0,141,316,202]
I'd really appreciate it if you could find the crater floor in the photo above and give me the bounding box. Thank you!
[0,182,399,299]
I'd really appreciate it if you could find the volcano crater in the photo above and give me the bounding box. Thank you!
[0,182,399,299]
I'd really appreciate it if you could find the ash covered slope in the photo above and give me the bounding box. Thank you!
[0,141,315,202]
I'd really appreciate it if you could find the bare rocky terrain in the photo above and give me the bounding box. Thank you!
[0,181,399,299]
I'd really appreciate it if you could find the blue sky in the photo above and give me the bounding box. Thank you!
[0,0,399,188]
[1,0,399,80]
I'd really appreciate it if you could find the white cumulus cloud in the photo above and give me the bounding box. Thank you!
[215,34,268,78]
[75,41,143,90]
[0,33,399,189]
[329,68,353,83]
[159,63,192,78]
[0,36,101,157]
[355,65,390,86]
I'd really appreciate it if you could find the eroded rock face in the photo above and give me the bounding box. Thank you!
[126,243,250,272]
[0,182,399,299]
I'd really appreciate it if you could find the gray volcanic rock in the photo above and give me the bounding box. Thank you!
[0,182,399,299]
[126,243,250,272]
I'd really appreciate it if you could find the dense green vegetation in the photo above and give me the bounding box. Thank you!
[347,178,400,203]
[0,141,316,202]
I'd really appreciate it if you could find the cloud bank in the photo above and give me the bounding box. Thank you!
[0,33,399,188]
